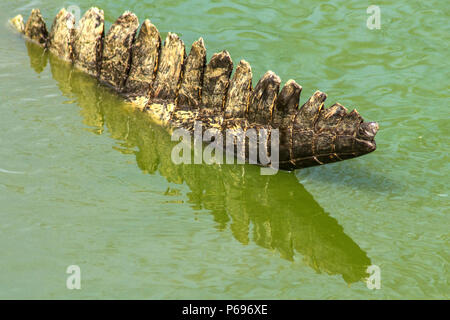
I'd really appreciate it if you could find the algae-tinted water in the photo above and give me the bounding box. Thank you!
[0,0,448,299]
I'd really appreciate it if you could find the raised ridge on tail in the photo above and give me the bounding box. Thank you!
[9,8,378,171]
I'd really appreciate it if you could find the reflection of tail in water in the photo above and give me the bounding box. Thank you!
[48,53,105,134]
[25,41,47,74]
[37,49,371,284]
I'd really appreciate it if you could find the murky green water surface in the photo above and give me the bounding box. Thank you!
[0,0,448,299]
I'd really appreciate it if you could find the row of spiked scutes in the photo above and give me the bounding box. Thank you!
[9,7,367,132]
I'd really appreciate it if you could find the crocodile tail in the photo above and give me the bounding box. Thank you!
[177,38,207,109]
[73,8,105,77]
[201,50,233,115]
[24,9,48,47]
[15,7,378,171]
[123,19,161,100]
[286,91,378,169]
[224,60,252,119]
[99,11,139,91]
[247,71,280,125]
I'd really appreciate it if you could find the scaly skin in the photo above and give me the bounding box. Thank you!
[23,9,48,47]
[72,7,105,77]
[9,7,378,170]
[40,53,372,282]
[48,8,75,62]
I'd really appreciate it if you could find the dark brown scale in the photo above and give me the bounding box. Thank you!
[272,80,302,163]
[150,32,185,104]
[72,7,104,77]
[123,19,161,98]
[315,103,348,133]
[272,80,302,129]
[224,60,252,119]
[248,71,280,124]
[313,103,348,160]
[201,51,233,113]
[177,38,206,108]
[24,9,48,47]
[99,12,139,90]
[290,91,326,160]
[293,91,327,131]
[48,8,75,62]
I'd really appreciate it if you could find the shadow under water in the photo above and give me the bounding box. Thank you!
[27,41,371,284]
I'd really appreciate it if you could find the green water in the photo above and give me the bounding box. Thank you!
[0,0,448,299]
